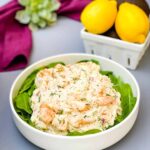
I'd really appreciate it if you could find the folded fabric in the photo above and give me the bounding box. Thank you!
[0,0,32,72]
[0,0,89,72]
[58,0,91,21]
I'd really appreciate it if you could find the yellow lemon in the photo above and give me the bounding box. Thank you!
[81,0,117,34]
[115,2,150,43]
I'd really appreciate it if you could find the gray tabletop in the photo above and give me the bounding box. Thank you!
[0,2,150,150]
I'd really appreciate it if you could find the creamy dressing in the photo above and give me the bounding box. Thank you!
[30,62,122,135]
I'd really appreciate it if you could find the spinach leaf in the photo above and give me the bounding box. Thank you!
[100,71,136,123]
[90,59,100,65]
[100,71,113,76]
[18,111,31,123]
[19,70,38,94]
[46,62,65,68]
[28,83,36,97]
[78,59,100,65]
[67,129,101,136]
[115,83,136,121]
[15,93,32,114]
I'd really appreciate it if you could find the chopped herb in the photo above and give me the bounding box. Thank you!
[50,93,56,96]
[38,96,41,102]
[73,77,79,81]
[58,85,63,88]
[98,117,101,121]
[84,115,87,118]
[58,110,63,114]
[80,98,87,101]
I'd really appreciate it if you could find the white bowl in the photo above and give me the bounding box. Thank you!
[10,53,140,150]
[81,28,150,70]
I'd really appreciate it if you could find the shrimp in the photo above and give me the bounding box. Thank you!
[69,100,90,112]
[39,103,56,124]
[98,86,107,96]
[96,96,116,106]
[75,118,95,128]
[79,104,90,112]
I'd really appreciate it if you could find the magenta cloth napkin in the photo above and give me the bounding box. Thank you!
[0,0,89,72]
[0,0,32,72]
[58,0,91,20]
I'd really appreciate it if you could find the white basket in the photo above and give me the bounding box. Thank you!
[81,28,150,70]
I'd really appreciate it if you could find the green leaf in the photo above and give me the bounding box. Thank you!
[101,70,136,123]
[49,1,61,11]
[28,84,36,97]
[18,0,30,6]
[116,83,136,120]
[38,19,47,28]
[90,59,100,65]
[100,71,113,76]
[67,129,100,136]
[15,106,34,125]
[15,93,32,114]
[38,10,48,18]
[15,10,30,24]
[78,59,100,65]
[48,13,57,24]
[29,23,38,31]
[19,71,38,94]
[31,13,40,24]
[18,112,30,122]
[46,62,65,68]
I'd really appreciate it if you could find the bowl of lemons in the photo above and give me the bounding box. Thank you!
[80,0,150,70]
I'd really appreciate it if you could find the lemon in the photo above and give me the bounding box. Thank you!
[81,0,117,34]
[115,2,150,43]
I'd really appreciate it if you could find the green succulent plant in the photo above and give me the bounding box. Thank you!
[15,0,60,30]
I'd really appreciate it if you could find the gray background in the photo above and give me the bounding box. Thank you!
[0,0,150,149]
